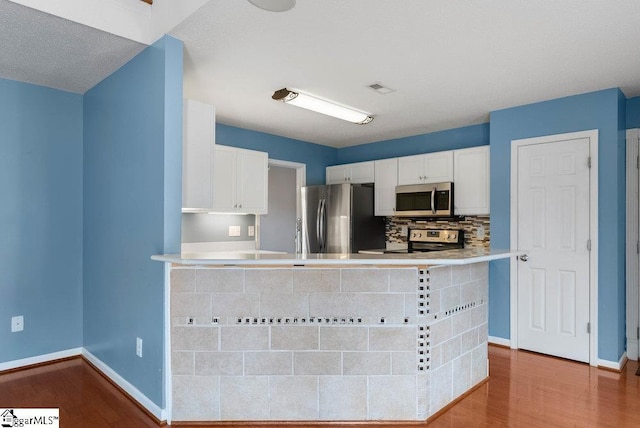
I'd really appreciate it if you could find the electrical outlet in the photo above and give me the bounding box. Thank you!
[476,226,485,239]
[136,337,143,358]
[228,225,241,237]
[248,225,255,237]
[11,315,24,332]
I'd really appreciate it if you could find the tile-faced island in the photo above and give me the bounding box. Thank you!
[151,249,517,423]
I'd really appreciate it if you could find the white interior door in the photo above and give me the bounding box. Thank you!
[515,136,591,363]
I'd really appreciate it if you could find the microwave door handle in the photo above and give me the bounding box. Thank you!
[431,186,436,215]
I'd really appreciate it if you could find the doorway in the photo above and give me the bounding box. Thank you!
[510,130,598,365]
[258,159,305,252]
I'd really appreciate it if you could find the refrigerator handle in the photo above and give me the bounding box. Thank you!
[316,199,322,251]
[319,198,327,252]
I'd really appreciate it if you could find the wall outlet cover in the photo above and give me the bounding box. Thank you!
[228,225,241,237]
[11,315,24,332]
[248,225,255,237]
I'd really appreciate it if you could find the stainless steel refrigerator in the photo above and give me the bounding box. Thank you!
[301,183,385,253]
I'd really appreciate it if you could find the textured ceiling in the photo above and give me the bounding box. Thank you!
[171,0,640,147]
[3,0,640,147]
[0,0,145,94]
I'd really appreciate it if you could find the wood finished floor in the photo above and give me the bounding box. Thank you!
[0,346,639,427]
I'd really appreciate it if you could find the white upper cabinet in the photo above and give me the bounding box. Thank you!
[213,145,268,214]
[374,158,398,216]
[326,161,375,184]
[397,151,454,185]
[453,146,490,215]
[182,99,215,211]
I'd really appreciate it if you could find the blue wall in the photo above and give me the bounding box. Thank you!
[489,88,626,362]
[627,96,640,129]
[216,124,337,185]
[337,123,490,164]
[83,36,183,407]
[0,79,83,363]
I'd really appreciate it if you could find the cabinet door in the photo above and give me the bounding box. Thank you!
[348,161,375,183]
[397,154,425,185]
[212,146,237,211]
[423,151,454,183]
[453,146,490,215]
[326,165,348,184]
[374,158,398,216]
[237,148,268,214]
[182,99,215,210]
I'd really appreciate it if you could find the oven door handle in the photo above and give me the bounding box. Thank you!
[431,186,436,215]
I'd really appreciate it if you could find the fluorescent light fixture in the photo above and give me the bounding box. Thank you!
[248,0,295,12]
[272,88,374,125]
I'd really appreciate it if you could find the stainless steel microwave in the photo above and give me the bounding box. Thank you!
[394,182,454,217]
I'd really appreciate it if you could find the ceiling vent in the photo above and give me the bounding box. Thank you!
[368,83,395,95]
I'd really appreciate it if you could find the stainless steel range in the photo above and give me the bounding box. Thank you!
[358,228,464,255]
[406,228,464,252]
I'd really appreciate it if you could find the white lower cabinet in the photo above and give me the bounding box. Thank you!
[213,145,268,214]
[453,146,490,215]
[374,158,398,216]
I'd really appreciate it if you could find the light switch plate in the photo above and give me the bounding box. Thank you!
[229,225,241,237]
[248,226,255,237]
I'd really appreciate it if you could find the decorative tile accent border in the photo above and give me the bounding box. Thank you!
[174,316,416,326]
[442,298,486,317]
[418,268,428,316]
[386,215,490,249]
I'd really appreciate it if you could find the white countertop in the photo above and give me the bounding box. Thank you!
[151,248,521,266]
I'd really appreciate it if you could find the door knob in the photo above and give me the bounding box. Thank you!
[519,254,529,262]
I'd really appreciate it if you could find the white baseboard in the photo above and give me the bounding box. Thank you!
[0,347,82,372]
[488,336,511,347]
[82,349,166,422]
[597,352,628,371]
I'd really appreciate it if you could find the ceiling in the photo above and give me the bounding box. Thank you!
[3,1,640,148]
[0,0,146,94]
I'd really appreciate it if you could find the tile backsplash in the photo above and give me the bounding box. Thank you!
[386,216,490,250]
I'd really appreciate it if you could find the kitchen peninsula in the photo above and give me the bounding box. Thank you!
[152,249,517,423]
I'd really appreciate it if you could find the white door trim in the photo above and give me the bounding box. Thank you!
[626,128,639,361]
[510,129,599,366]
